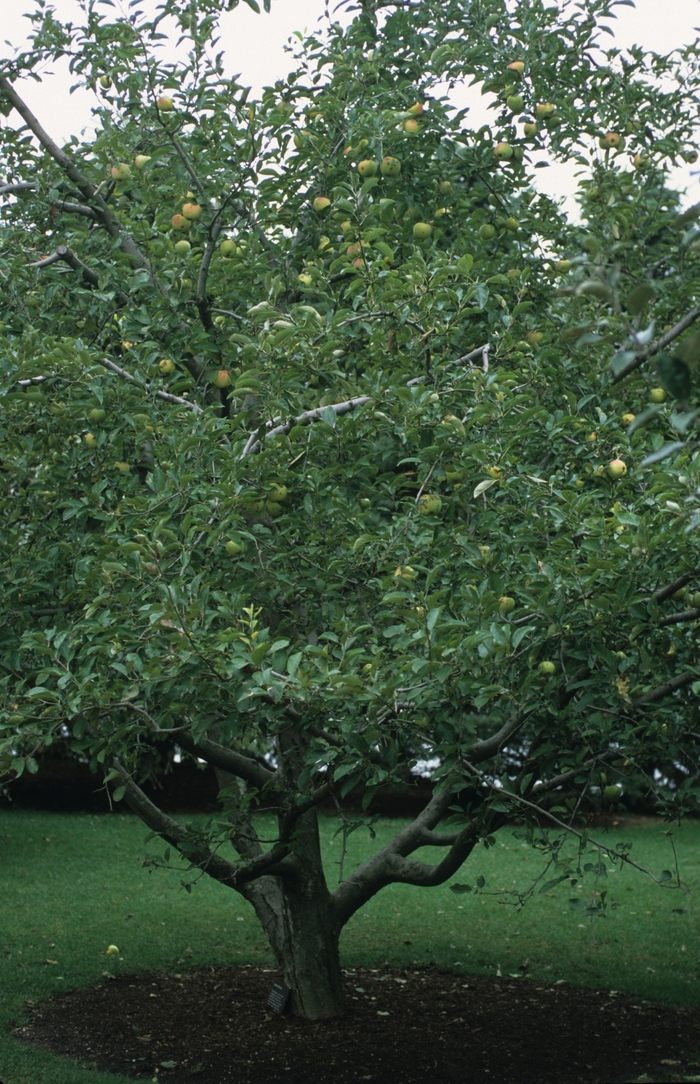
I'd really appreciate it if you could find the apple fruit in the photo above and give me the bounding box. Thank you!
[499,596,516,614]
[220,239,237,257]
[106,945,120,956]
[413,222,432,240]
[528,331,544,344]
[115,461,130,473]
[268,484,288,502]
[507,61,525,74]
[298,273,313,285]
[444,466,464,485]
[134,155,151,168]
[346,242,362,257]
[575,478,585,489]
[418,494,442,515]
[313,196,331,212]
[171,214,189,231]
[174,239,191,255]
[360,498,371,509]
[494,141,513,160]
[158,358,176,375]
[110,163,131,181]
[156,95,174,111]
[407,102,424,116]
[633,152,649,170]
[683,146,699,163]
[622,412,635,425]
[358,159,378,177]
[403,118,421,134]
[603,784,621,801]
[88,408,106,423]
[505,216,519,231]
[352,257,365,269]
[650,387,666,403]
[439,180,452,194]
[394,565,417,580]
[692,591,700,608]
[340,220,353,233]
[84,432,97,448]
[600,131,624,150]
[522,121,538,137]
[506,95,524,113]
[535,102,556,118]
[99,76,112,90]
[555,259,571,272]
[212,369,231,388]
[538,660,556,675]
[487,465,503,478]
[266,501,283,517]
[182,201,201,220]
[607,458,627,478]
[380,156,401,177]
[225,540,243,556]
[479,223,496,240]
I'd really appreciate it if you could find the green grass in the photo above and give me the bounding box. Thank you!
[1,810,699,1083]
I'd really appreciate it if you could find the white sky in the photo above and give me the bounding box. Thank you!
[2,0,700,209]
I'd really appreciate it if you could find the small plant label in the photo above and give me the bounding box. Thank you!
[266,980,291,1014]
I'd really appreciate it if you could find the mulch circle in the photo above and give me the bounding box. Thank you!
[12,964,700,1083]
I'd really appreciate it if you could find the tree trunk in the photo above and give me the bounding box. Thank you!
[242,809,345,1020]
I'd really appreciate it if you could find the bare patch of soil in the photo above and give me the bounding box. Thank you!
[13,964,700,1083]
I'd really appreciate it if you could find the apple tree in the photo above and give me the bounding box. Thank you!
[2,0,700,1019]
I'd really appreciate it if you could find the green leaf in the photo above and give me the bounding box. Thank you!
[657,351,692,400]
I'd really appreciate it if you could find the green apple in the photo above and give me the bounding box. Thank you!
[84,432,97,448]
[439,180,452,194]
[110,163,131,181]
[607,458,627,478]
[88,408,106,423]
[407,102,424,116]
[479,224,496,240]
[106,944,120,956]
[313,196,331,212]
[505,216,519,231]
[692,592,700,608]
[522,121,538,137]
[380,156,401,177]
[506,95,524,113]
[225,540,243,556]
[555,259,571,272]
[212,369,231,388]
[403,118,420,134]
[99,76,112,90]
[538,660,556,675]
[535,102,556,118]
[650,387,666,403]
[357,159,378,177]
[494,142,513,160]
[174,239,191,255]
[156,95,174,111]
[266,501,283,517]
[268,484,288,502]
[158,358,176,375]
[220,239,237,257]
[115,461,130,473]
[134,155,151,168]
[499,596,516,614]
[360,498,372,509]
[394,565,417,580]
[413,222,432,240]
[418,494,442,515]
[603,784,621,801]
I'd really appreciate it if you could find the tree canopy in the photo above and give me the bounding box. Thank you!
[1,0,700,1019]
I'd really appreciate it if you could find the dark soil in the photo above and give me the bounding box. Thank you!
[13,964,700,1083]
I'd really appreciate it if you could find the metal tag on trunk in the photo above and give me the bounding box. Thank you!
[266,980,291,1014]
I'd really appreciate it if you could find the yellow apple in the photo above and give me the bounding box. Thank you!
[413,222,432,240]
[212,369,231,388]
[110,163,131,181]
[115,461,130,473]
[84,432,97,448]
[106,945,120,956]
[182,201,201,220]
[394,565,417,580]
[507,61,525,74]
[156,95,174,111]
[555,259,571,272]
[171,214,189,231]
[650,387,666,403]
[298,273,313,285]
[407,102,424,116]
[225,540,243,556]
[499,596,516,614]
[403,118,421,134]
[538,660,556,675]
[158,358,176,375]
[622,412,635,425]
[134,155,151,168]
[313,196,331,212]
[535,102,556,118]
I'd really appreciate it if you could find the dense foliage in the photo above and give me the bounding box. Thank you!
[1,0,700,1017]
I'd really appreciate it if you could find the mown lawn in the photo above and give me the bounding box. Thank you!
[1,810,698,1083]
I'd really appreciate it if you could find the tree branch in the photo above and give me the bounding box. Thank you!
[467,706,532,764]
[33,244,100,288]
[633,669,696,706]
[644,572,695,605]
[658,608,700,627]
[95,357,202,412]
[176,731,278,790]
[240,396,372,458]
[611,304,700,384]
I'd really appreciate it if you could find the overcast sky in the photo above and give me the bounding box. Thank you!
[2,0,700,209]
